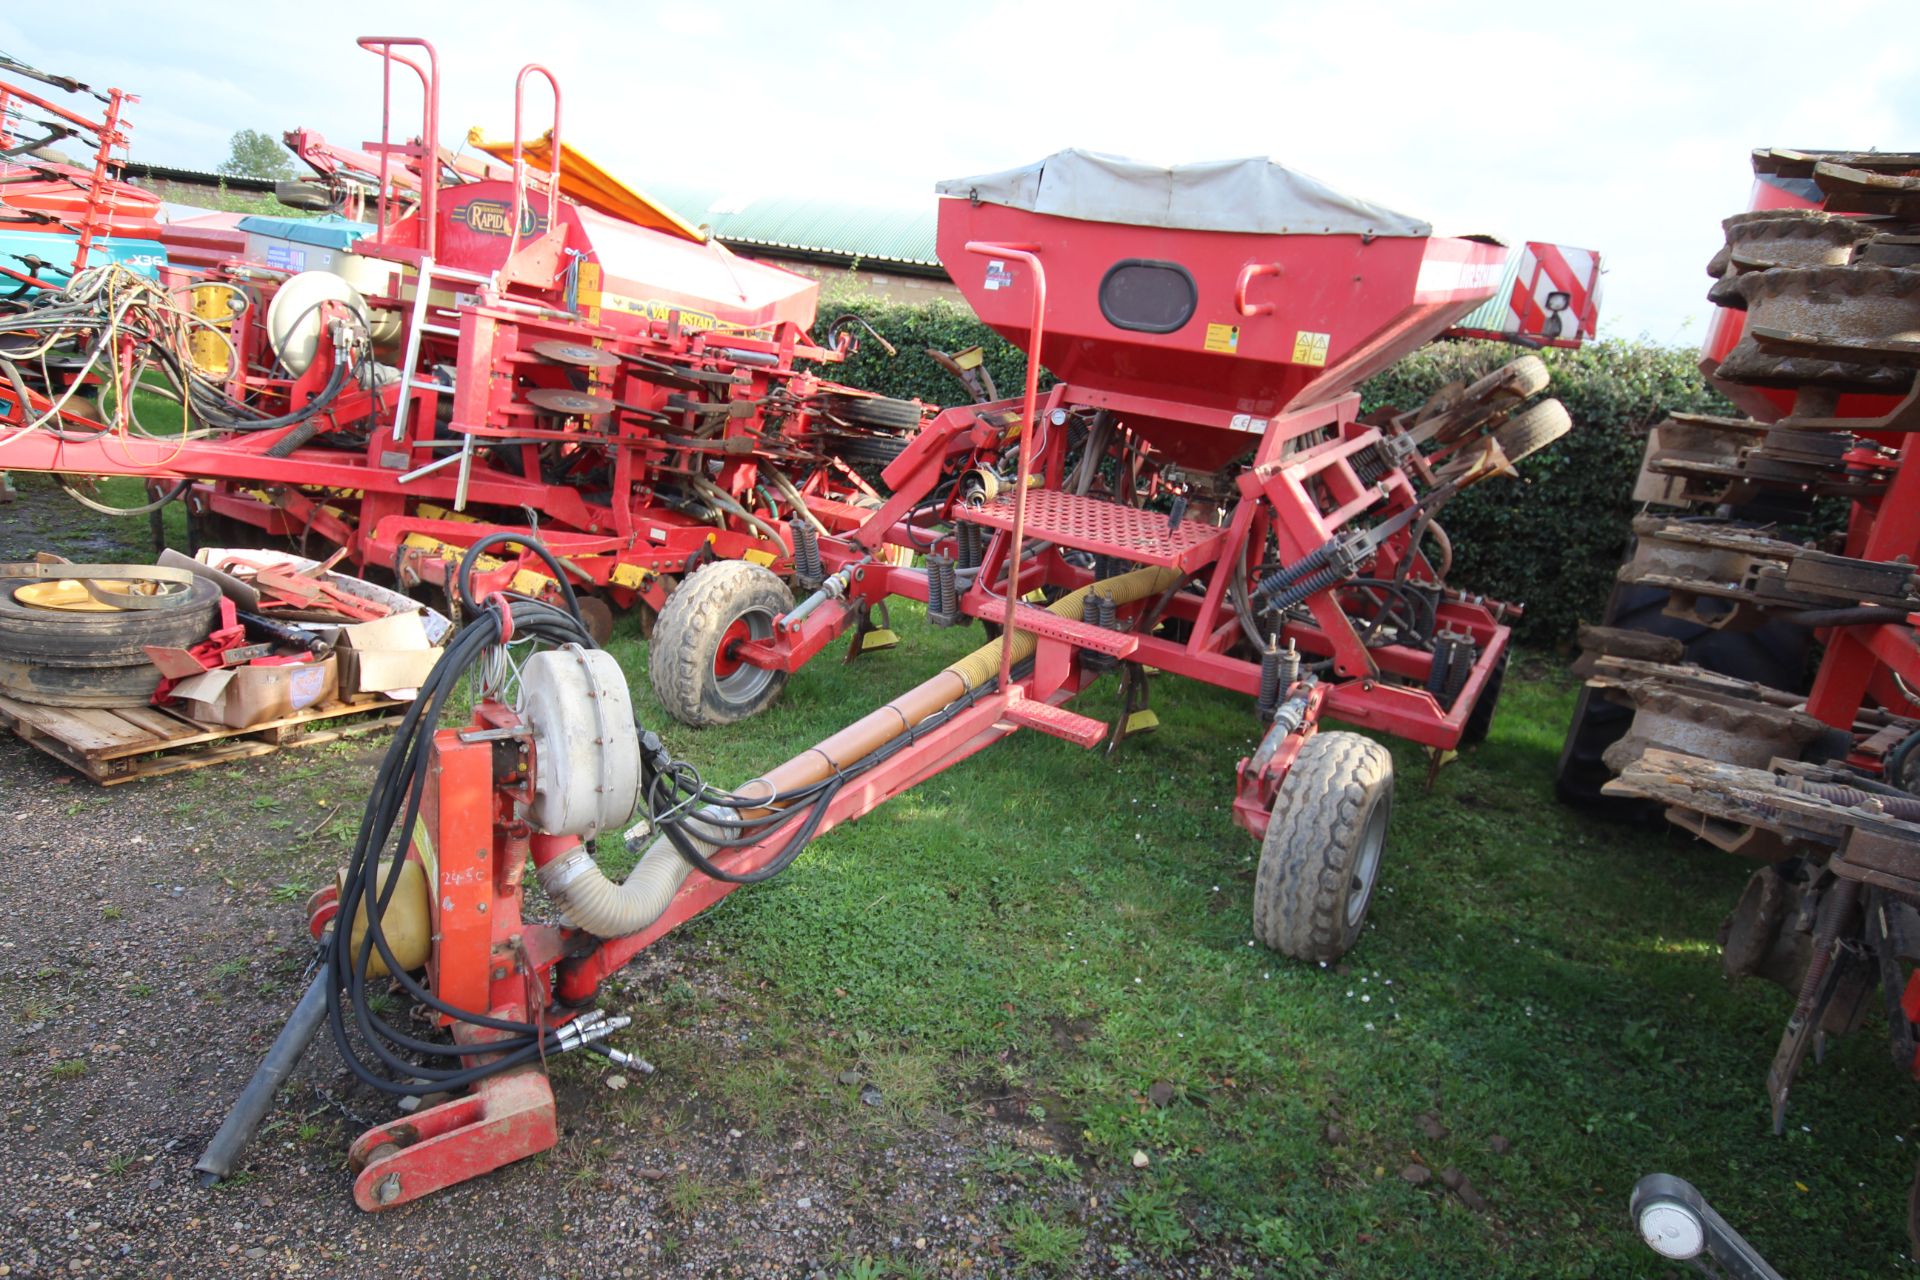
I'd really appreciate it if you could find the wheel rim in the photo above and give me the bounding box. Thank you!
[1345,799,1389,928]
[712,607,777,705]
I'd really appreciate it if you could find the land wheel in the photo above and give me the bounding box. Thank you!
[1252,731,1395,962]
[1460,649,1509,747]
[1490,397,1572,463]
[1467,353,1550,403]
[834,395,923,431]
[649,560,794,727]
[828,432,912,466]
[1427,356,1551,443]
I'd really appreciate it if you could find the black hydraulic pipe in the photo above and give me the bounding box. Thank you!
[193,969,328,1187]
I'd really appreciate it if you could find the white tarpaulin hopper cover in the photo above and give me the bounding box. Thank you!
[934,149,1431,239]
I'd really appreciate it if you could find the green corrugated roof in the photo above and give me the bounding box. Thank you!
[646,185,940,270]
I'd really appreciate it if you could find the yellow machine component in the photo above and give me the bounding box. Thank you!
[1123,709,1160,735]
[403,532,505,573]
[11,578,142,612]
[338,857,430,978]
[188,284,238,378]
[609,563,655,592]
[950,345,986,371]
[961,467,1001,508]
[862,628,899,650]
[467,129,708,243]
[509,567,557,596]
[414,503,482,524]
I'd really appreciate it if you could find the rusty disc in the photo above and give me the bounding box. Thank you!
[526,388,617,417]
[575,595,615,647]
[1715,264,1920,391]
[530,340,620,369]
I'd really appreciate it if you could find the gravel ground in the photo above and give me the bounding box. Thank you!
[0,479,1218,1280]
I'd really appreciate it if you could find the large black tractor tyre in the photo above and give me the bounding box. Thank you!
[0,573,223,707]
[1252,731,1395,963]
[649,560,794,727]
[1553,577,1811,808]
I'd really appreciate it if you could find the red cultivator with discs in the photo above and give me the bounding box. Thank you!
[0,38,926,623]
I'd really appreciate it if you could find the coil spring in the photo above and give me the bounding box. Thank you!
[1257,638,1283,720]
[1268,562,1345,613]
[957,522,984,571]
[1351,444,1389,487]
[926,554,960,626]
[1254,539,1341,602]
[1082,590,1119,673]
[1256,639,1303,721]
[790,521,824,589]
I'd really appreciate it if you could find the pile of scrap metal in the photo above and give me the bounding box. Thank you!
[1557,148,1920,1244]
[0,548,445,735]
[0,40,927,635]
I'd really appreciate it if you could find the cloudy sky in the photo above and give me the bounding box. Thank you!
[5,1,1914,342]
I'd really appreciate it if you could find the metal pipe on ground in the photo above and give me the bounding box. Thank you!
[194,969,329,1186]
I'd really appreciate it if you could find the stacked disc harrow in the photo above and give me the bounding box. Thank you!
[1558,147,1920,1250]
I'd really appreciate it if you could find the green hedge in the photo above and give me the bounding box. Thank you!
[812,276,1729,645]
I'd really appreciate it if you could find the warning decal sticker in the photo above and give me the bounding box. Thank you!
[1204,323,1240,353]
[1291,330,1331,367]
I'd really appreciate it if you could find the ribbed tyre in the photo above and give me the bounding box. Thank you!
[648,560,794,727]
[1490,397,1573,463]
[1252,731,1395,962]
[0,574,223,707]
[0,574,221,664]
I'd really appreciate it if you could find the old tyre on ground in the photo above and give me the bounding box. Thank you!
[649,560,794,727]
[1252,730,1395,962]
[0,573,223,707]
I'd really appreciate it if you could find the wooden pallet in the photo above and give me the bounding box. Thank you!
[0,692,404,784]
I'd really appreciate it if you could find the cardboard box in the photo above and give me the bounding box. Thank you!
[171,655,339,729]
[329,611,443,700]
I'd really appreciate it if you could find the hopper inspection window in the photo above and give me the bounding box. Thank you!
[1098,260,1197,334]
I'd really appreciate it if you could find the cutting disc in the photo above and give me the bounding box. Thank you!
[530,340,620,369]
[526,388,617,417]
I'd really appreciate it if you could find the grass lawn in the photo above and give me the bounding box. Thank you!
[9,477,1905,1273]
[592,600,1917,1277]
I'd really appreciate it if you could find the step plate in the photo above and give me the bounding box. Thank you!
[1004,697,1108,749]
[960,490,1226,571]
[974,597,1139,658]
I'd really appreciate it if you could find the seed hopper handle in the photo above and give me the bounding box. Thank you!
[1235,262,1284,317]
[963,241,1047,691]
[355,38,440,256]
[508,64,563,267]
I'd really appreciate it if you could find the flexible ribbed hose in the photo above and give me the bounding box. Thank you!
[537,564,1181,940]
[535,807,729,939]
